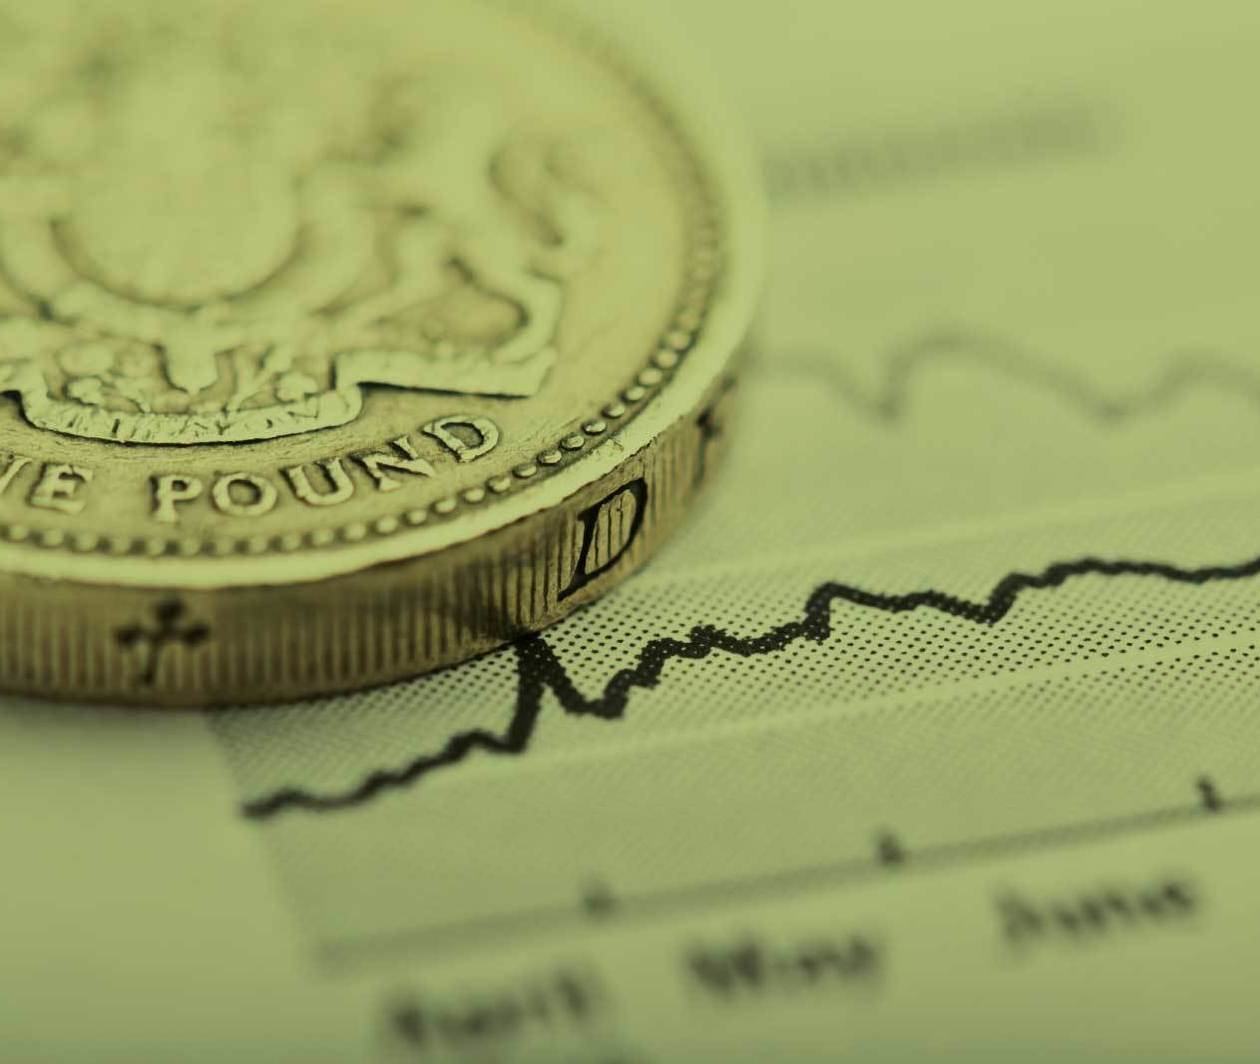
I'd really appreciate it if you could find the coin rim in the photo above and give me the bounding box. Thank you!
[0,0,763,589]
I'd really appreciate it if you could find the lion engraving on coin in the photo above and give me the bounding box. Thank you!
[0,14,598,444]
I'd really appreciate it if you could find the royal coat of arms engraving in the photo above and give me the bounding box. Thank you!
[0,10,597,445]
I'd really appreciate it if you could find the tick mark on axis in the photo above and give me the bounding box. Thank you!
[876,831,907,867]
[1196,775,1224,813]
[581,881,619,920]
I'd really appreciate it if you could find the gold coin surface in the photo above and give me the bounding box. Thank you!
[0,0,760,705]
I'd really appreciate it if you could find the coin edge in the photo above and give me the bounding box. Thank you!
[0,0,764,589]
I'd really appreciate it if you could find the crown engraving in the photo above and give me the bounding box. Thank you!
[0,21,597,445]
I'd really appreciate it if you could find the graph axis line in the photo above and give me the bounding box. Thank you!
[318,783,1260,968]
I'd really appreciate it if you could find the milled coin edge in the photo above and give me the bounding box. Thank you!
[0,0,764,589]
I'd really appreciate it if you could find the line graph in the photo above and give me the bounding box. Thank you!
[766,101,1110,202]
[242,549,1260,820]
[768,327,1260,422]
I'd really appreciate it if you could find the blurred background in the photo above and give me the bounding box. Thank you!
[9,2,1260,1061]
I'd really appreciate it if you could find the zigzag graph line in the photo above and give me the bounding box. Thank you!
[771,327,1260,421]
[242,551,1260,820]
[240,332,1260,819]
